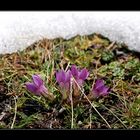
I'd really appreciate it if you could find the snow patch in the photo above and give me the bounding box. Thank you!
[0,12,140,54]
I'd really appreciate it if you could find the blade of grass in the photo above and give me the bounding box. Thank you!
[11,95,18,129]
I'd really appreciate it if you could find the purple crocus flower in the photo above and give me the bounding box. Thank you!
[25,74,48,96]
[71,65,89,86]
[70,65,89,97]
[92,79,109,98]
[56,69,72,99]
[56,70,71,89]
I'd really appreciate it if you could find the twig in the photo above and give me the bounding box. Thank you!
[65,62,70,72]
[107,41,116,50]
[11,95,18,129]
[73,78,111,128]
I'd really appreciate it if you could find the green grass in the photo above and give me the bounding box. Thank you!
[0,34,140,129]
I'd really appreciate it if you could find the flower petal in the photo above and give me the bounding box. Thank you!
[100,86,109,96]
[39,85,48,94]
[65,70,71,83]
[94,79,104,90]
[56,70,66,83]
[25,82,39,95]
[71,65,78,79]
[32,75,43,87]
[79,68,89,80]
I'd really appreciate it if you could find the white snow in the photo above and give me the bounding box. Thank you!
[0,11,140,54]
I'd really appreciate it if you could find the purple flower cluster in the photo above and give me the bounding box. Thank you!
[55,65,89,99]
[25,65,110,100]
[56,65,89,87]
